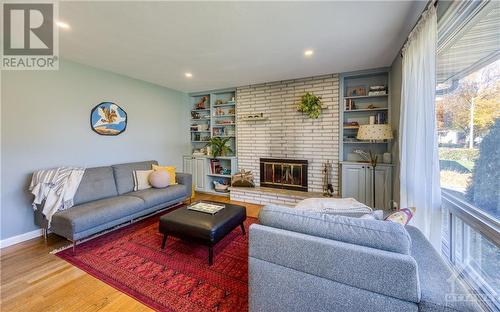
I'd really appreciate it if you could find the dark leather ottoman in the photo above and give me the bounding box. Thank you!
[159,202,246,265]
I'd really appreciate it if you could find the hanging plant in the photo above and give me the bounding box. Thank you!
[297,92,323,119]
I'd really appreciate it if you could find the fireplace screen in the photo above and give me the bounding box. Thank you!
[260,158,308,192]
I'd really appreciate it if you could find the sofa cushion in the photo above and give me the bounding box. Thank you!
[407,226,481,312]
[259,205,412,255]
[73,166,118,205]
[112,161,158,194]
[127,184,187,207]
[51,195,145,236]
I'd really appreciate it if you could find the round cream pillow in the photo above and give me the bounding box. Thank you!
[149,170,170,188]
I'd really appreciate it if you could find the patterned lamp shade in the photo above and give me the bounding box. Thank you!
[357,124,394,141]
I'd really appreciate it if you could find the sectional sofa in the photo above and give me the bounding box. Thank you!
[249,205,480,312]
[34,160,192,249]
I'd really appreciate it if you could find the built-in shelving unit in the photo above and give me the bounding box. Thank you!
[189,89,237,156]
[183,155,238,197]
[187,89,238,196]
[339,68,393,209]
[340,69,392,162]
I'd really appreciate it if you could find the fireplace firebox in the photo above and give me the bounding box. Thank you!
[259,158,308,192]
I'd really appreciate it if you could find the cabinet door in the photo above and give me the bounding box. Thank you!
[365,166,392,209]
[183,156,193,175]
[194,158,205,190]
[341,164,367,205]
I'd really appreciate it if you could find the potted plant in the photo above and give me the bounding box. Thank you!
[297,92,323,119]
[206,137,233,158]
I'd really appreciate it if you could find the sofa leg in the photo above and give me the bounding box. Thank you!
[72,241,76,254]
[240,223,246,236]
[43,228,47,243]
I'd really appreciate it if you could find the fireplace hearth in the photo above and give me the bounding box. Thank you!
[260,158,308,192]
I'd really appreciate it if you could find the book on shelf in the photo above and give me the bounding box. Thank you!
[345,99,356,110]
[209,159,222,174]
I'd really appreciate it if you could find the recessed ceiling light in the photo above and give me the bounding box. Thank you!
[304,49,314,57]
[56,21,70,29]
[185,72,193,78]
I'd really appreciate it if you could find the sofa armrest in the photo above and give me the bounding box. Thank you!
[249,223,421,303]
[175,173,192,197]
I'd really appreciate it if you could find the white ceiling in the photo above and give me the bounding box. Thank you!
[59,1,426,93]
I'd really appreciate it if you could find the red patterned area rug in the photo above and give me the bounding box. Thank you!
[56,211,256,312]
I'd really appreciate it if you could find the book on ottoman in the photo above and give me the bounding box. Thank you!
[188,201,225,215]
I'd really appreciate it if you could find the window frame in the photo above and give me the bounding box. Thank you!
[442,189,500,248]
[441,189,500,311]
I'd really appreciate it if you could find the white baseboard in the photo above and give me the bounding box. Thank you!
[0,229,43,249]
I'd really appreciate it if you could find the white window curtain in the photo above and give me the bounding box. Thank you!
[400,4,442,251]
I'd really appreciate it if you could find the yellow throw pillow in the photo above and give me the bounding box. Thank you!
[152,165,177,185]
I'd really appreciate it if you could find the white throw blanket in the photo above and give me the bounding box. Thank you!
[29,167,85,226]
[295,197,372,215]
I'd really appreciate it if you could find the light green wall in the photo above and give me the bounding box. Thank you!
[1,60,190,240]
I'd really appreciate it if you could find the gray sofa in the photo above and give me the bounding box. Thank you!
[249,205,481,312]
[34,160,192,247]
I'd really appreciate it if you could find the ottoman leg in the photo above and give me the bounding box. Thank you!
[240,223,246,235]
[208,246,213,266]
[161,234,168,249]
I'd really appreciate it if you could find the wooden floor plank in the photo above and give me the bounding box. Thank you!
[0,193,261,311]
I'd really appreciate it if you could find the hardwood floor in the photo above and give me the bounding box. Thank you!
[0,193,262,312]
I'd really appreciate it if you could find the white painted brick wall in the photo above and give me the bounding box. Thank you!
[230,189,299,207]
[236,74,340,193]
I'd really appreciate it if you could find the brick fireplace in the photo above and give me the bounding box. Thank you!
[235,73,340,194]
[260,158,308,192]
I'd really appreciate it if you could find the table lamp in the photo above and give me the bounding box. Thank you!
[356,124,393,208]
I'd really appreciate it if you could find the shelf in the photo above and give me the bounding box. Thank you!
[197,190,230,197]
[344,94,388,100]
[213,103,235,108]
[343,141,389,144]
[186,155,236,160]
[207,173,232,178]
[190,119,210,122]
[344,108,388,113]
[240,117,268,121]
[340,161,395,166]
[191,141,210,143]
[191,108,210,112]
[190,131,210,133]
[213,124,235,127]
[213,114,235,117]
[343,126,360,129]
[212,136,235,138]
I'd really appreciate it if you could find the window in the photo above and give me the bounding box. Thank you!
[437,59,499,217]
[436,1,499,310]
